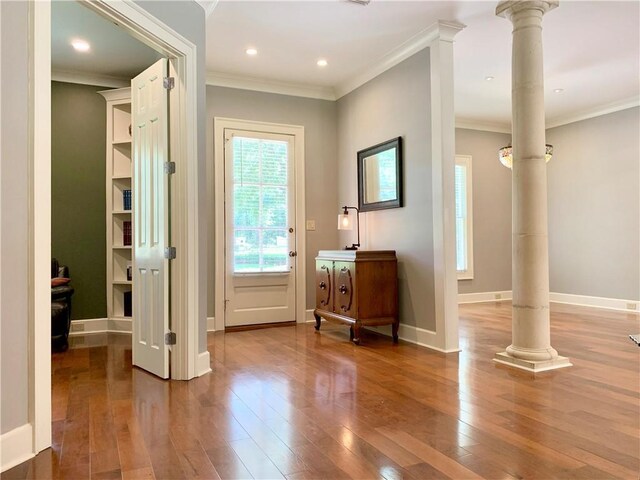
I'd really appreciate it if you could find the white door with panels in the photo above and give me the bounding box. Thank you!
[131,58,171,378]
[224,129,297,327]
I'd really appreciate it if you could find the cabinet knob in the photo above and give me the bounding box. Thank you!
[319,281,326,290]
[339,284,347,294]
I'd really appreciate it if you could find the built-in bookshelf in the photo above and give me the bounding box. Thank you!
[99,88,133,332]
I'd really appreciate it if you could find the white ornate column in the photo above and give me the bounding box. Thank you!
[494,0,571,372]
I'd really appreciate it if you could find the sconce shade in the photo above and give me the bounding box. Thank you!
[338,213,353,230]
[499,144,553,169]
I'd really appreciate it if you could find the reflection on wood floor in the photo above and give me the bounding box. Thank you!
[4,302,639,479]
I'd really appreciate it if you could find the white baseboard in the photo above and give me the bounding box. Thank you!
[69,318,131,336]
[197,351,212,376]
[305,309,315,322]
[458,291,512,304]
[1,423,34,473]
[458,290,639,313]
[549,292,639,313]
[207,316,216,332]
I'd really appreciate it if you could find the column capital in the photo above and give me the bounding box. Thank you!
[496,0,558,20]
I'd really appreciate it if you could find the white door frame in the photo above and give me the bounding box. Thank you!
[29,0,204,455]
[214,118,306,331]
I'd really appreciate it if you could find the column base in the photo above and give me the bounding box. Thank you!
[494,351,572,372]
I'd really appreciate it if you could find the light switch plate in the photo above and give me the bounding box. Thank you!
[306,220,316,231]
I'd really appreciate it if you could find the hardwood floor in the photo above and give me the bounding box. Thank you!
[5,302,639,479]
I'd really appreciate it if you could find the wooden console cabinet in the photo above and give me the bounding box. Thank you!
[313,250,398,345]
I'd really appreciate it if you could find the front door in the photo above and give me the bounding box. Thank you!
[224,129,297,327]
[131,59,170,378]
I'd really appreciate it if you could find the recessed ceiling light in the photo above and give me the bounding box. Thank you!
[485,76,494,81]
[246,48,258,56]
[317,59,328,67]
[71,39,90,52]
[554,88,564,93]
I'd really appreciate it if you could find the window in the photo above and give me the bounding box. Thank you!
[231,135,292,273]
[455,155,474,279]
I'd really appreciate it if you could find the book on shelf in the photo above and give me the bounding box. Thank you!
[123,189,132,211]
[123,221,132,246]
[123,291,132,317]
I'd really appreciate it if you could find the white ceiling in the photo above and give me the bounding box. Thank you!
[52,0,640,130]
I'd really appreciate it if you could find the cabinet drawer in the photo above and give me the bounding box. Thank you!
[334,261,357,318]
[315,260,333,311]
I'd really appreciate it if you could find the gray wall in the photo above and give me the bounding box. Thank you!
[1,0,29,435]
[206,86,339,314]
[51,82,107,320]
[456,128,512,294]
[547,107,640,300]
[456,107,640,301]
[337,49,434,330]
[134,1,208,351]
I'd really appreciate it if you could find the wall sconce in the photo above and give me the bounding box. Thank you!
[498,144,553,169]
[337,206,360,250]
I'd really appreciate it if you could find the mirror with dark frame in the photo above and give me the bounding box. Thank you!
[358,137,403,212]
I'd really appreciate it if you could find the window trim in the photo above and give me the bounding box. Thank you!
[455,155,474,280]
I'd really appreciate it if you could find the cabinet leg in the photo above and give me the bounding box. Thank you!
[314,313,321,331]
[392,320,399,343]
[352,323,361,345]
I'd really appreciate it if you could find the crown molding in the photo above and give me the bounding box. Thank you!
[546,95,640,129]
[196,0,218,17]
[206,71,336,101]
[52,69,129,88]
[456,118,511,134]
[334,20,465,99]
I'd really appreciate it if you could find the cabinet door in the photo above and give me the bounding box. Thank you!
[334,262,357,318]
[315,260,333,311]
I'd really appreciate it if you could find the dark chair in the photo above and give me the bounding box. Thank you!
[51,258,74,352]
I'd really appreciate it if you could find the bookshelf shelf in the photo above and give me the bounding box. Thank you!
[100,87,134,330]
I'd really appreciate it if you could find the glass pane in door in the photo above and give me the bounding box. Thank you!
[232,136,289,273]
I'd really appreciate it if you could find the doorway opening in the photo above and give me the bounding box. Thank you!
[30,0,205,457]
[214,118,307,331]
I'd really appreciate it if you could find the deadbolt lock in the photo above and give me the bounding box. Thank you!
[289,227,294,233]
[289,251,297,257]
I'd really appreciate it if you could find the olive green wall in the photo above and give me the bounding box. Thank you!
[51,81,107,320]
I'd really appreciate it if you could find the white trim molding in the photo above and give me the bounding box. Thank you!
[455,118,511,134]
[458,290,639,313]
[550,293,639,313]
[0,424,34,473]
[366,324,461,353]
[429,21,465,352]
[336,20,465,99]
[197,351,212,376]
[547,95,640,129]
[305,309,315,322]
[68,318,132,336]
[51,68,129,88]
[458,291,513,304]
[213,118,306,332]
[207,316,216,332]
[196,0,218,17]
[207,72,336,101]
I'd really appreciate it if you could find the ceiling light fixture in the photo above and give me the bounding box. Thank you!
[71,39,90,52]
[348,0,371,5]
[498,144,553,169]
[485,76,494,81]
[554,88,564,93]
[317,59,328,67]
[246,48,258,56]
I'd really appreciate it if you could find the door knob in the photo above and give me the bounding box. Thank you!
[289,251,297,257]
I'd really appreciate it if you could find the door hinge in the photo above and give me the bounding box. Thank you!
[165,331,176,345]
[164,246,177,259]
[163,76,175,90]
[164,161,176,175]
